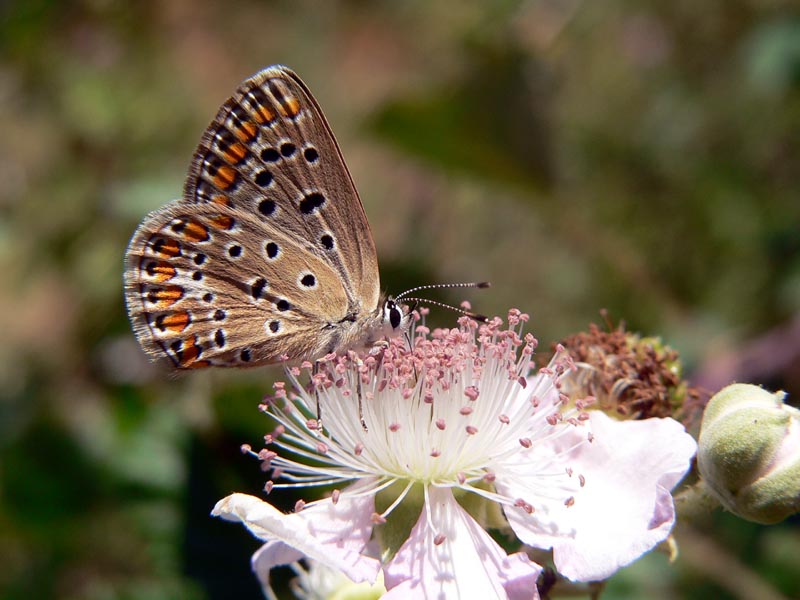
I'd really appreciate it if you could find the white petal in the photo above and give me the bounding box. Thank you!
[383,486,541,600]
[212,489,380,585]
[498,411,696,581]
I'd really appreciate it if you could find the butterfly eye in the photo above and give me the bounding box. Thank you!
[384,300,402,330]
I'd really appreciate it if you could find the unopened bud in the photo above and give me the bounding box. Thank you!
[698,383,800,524]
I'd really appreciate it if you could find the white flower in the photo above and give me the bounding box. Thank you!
[213,310,697,598]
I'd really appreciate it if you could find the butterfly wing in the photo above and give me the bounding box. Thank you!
[124,66,381,368]
[185,66,380,307]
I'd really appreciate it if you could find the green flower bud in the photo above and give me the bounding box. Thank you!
[698,383,800,524]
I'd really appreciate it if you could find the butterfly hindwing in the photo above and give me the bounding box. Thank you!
[125,200,352,368]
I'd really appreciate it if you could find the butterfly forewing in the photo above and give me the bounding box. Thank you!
[124,66,381,369]
[186,66,379,311]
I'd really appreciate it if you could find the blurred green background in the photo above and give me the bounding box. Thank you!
[1,1,799,598]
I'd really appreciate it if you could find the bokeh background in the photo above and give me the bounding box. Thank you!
[2,1,799,598]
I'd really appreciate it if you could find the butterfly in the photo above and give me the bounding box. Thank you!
[124,65,486,372]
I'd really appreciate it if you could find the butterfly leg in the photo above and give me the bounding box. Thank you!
[403,331,419,381]
[353,356,369,432]
[313,360,323,432]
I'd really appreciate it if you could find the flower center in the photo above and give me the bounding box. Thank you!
[253,309,585,521]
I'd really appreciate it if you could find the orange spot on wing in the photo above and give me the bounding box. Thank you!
[211,194,230,206]
[150,285,184,308]
[279,97,301,118]
[177,335,203,368]
[183,220,210,242]
[209,215,235,230]
[161,311,192,333]
[153,238,181,257]
[234,121,258,142]
[144,260,177,282]
[222,141,248,164]
[213,165,237,190]
[251,104,275,124]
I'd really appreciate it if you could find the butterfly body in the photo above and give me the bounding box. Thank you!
[124,66,411,369]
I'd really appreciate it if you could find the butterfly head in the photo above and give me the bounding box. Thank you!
[380,297,414,336]
[361,282,489,351]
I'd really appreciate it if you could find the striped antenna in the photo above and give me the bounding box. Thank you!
[400,297,489,322]
[395,281,491,323]
[396,281,490,301]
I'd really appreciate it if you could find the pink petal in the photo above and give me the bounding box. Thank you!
[212,486,380,585]
[498,411,696,581]
[384,486,541,600]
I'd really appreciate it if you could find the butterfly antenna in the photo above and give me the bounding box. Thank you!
[395,281,490,301]
[400,297,489,323]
